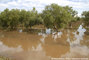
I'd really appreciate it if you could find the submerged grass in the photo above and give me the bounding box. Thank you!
[0,56,10,60]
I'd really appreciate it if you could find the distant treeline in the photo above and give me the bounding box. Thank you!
[0,3,89,31]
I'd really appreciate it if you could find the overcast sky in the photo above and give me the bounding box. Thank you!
[0,0,89,16]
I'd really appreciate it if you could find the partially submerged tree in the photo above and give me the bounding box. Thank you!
[0,8,43,31]
[82,11,89,26]
[24,7,43,29]
[0,9,20,30]
[19,9,27,29]
[8,9,20,30]
[41,4,77,29]
[0,4,80,31]
[0,8,10,29]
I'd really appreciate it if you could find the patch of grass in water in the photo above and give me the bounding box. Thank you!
[0,56,11,60]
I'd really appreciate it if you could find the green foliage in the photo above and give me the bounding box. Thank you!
[42,3,77,29]
[8,9,20,30]
[0,8,20,30]
[24,8,43,29]
[44,14,54,28]
[0,4,81,31]
[0,8,43,30]
[19,9,27,27]
[0,8,10,29]
[82,11,89,26]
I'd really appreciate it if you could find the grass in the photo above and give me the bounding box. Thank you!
[0,56,10,60]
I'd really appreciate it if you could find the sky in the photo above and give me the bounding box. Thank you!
[0,0,89,16]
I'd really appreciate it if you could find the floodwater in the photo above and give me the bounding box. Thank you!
[0,25,89,60]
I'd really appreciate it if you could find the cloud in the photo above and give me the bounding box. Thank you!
[0,0,89,16]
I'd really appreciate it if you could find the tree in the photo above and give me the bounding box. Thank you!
[63,6,78,22]
[82,11,87,16]
[19,9,27,28]
[0,8,10,29]
[8,9,20,30]
[82,11,89,26]
[42,3,76,29]
[24,7,43,29]
[44,14,55,28]
[0,8,20,30]
[0,4,78,31]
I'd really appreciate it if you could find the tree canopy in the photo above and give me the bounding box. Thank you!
[41,4,77,29]
[0,8,42,30]
[82,11,89,26]
[1,3,87,31]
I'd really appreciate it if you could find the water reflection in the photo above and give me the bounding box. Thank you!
[0,40,50,60]
[61,45,89,58]
[0,41,23,59]
[63,24,89,58]
[67,24,86,46]
[52,32,63,41]
[46,28,51,34]
[0,26,89,60]
[39,33,47,44]
[0,41,23,53]
[31,43,43,51]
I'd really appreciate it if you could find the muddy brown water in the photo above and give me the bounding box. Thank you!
[0,29,89,60]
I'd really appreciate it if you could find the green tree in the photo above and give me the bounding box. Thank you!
[44,14,55,28]
[0,8,10,29]
[82,11,89,26]
[8,9,20,30]
[42,3,76,29]
[24,7,43,29]
[19,9,27,28]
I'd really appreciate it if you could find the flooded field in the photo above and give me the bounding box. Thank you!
[0,25,89,60]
